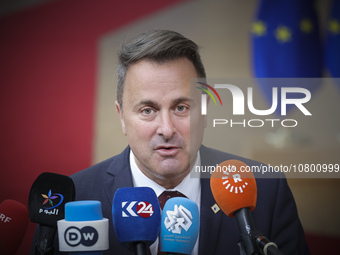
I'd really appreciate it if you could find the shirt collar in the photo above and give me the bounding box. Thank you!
[129,150,201,202]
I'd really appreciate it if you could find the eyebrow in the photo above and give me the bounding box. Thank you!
[134,97,192,110]
[134,100,160,110]
[172,97,192,105]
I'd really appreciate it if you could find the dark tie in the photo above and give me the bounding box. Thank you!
[158,190,187,210]
[157,191,187,255]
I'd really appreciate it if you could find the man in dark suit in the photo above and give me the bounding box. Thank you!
[71,29,310,254]
[33,29,310,254]
[72,145,309,255]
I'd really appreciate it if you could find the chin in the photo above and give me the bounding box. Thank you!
[157,164,189,179]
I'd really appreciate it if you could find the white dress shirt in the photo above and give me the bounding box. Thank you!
[130,150,201,255]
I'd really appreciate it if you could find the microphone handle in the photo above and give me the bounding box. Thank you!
[35,224,56,255]
[267,245,285,255]
[256,235,285,255]
[234,208,257,255]
[234,208,256,236]
[234,209,285,255]
[135,242,149,255]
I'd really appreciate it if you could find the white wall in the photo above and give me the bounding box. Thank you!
[95,0,340,236]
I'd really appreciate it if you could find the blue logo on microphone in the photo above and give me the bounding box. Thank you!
[41,189,64,209]
[164,205,193,234]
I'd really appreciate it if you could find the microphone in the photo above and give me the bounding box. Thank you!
[210,159,284,255]
[0,199,29,255]
[112,187,161,255]
[57,200,109,254]
[28,172,76,255]
[159,197,199,255]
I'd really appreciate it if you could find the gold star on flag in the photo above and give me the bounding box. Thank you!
[275,26,292,43]
[251,21,267,36]
[300,18,313,34]
[328,19,340,35]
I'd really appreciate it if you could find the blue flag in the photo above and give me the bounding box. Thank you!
[251,0,322,115]
[325,0,340,88]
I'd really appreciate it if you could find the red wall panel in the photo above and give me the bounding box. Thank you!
[0,0,185,253]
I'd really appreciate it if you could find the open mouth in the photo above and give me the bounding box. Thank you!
[156,146,180,156]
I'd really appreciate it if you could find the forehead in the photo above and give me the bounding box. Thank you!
[123,58,199,101]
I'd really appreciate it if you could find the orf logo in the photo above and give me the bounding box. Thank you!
[64,226,98,247]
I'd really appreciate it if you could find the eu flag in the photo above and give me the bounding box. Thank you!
[251,0,323,114]
[325,0,340,88]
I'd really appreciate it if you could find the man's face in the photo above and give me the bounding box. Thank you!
[116,58,206,184]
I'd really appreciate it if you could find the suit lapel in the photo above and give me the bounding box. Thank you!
[104,146,134,208]
[198,146,224,254]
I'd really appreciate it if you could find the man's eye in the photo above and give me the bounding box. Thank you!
[142,108,154,115]
[177,105,187,112]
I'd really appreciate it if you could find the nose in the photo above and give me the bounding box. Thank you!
[156,111,176,140]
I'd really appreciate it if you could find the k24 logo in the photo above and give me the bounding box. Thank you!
[121,201,154,218]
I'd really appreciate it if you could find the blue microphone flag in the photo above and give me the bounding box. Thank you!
[160,197,199,255]
[112,187,161,248]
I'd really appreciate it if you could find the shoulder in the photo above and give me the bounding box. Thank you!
[71,147,130,179]
[200,145,281,179]
[70,147,130,196]
[71,156,114,181]
[200,145,263,166]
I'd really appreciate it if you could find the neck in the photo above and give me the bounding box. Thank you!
[131,151,198,190]
[155,171,190,190]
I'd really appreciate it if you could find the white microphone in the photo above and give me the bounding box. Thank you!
[57,200,109,254]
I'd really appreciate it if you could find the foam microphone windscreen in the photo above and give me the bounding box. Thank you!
[0,199,29,255]
[159,197,199,255]
[28,172,75,226]
[112,187,161,249]
[210,160,257,217]
[57,201,109,253]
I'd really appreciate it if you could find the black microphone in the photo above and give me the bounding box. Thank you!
[210,160,284,255]
[28,172,75,255]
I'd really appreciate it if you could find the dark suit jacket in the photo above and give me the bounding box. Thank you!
[68,145,310,255]
[31,145,310,254]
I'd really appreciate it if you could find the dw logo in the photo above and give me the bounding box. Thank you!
[64,226,98,247]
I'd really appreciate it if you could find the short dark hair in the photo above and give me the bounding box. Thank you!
[116,29,206,108]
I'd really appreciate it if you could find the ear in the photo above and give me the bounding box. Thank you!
[115,101,127,136]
